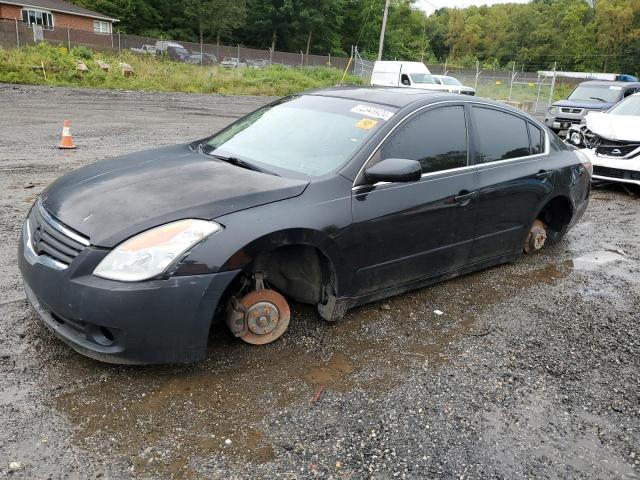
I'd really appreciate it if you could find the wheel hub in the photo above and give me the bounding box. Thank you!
[237,289,291,345]
[246,301,280,335]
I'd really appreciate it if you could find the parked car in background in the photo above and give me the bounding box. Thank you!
[566,93,640,186]
[432,75,476,95]
[370,61,449,92]
[130,44,156,55]
[247,59,269,69]
[154,41,184,53]
[187,52,218,65]
[220,57,247,68]
[19,87,590,364]
[165,45,193,62]
[544,80,640,133]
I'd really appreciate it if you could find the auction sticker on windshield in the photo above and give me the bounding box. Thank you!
[350,104,394,121]
[355,118,378,130]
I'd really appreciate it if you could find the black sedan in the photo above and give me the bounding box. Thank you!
[19,87,591,364]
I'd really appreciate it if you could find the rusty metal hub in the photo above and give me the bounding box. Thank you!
[237,289,290,345]
[524,219,547,254]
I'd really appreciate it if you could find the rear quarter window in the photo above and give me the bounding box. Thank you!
[528,123,544,155]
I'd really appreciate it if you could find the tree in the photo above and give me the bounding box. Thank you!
[184,0,246,45]
[241,0,293,51]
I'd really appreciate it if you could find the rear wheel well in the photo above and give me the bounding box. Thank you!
[536,196,573,244]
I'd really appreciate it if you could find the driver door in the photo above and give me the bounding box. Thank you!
[349,105,479,295]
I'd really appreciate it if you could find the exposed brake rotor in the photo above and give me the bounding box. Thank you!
[524,219,547,254]
[237,289,290,345]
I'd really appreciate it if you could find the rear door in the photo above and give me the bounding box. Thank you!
[350,104,479,295]
[468,105,554,262]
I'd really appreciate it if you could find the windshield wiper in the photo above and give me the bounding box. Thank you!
[209,153,273,175]
[589,96,607,102]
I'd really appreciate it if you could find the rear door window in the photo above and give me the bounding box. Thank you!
[471,107,531,163]
[379,105,468,174]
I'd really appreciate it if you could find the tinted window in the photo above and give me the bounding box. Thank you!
[528,123,544,155]
[380,106,467,174]
[471,107,530,162]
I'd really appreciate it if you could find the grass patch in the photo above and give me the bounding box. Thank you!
[0,43,362,96]
[475,80,572,103]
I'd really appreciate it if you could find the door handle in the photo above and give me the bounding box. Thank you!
[454,191,477,205]
[536,170,553,180]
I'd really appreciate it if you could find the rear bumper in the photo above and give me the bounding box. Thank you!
[19,230,239,364]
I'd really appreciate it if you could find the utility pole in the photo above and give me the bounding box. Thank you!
[377,0,390,61]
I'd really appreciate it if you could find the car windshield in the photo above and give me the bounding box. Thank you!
[204,95,395,177]
[568,84,621,103]
[608,95,640,116]
[440,76,462,86]
[410,73,436,84]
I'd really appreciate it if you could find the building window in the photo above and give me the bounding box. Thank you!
[93,20,111,35]
[22,9,54,30]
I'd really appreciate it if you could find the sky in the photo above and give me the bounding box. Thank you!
[415,0,532,15]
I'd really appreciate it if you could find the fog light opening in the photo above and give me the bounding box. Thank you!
[100,327,114,342]
[91,326,115,346]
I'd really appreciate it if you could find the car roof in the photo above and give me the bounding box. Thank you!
[579,80,640,87]
[305,86,458,108]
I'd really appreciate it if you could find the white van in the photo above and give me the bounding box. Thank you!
[370,61,448,92]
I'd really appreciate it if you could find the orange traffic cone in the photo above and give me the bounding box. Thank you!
[58,120,76,149]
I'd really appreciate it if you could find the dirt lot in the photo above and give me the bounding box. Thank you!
[0,84,638,479]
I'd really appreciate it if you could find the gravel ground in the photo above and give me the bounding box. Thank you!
[0,84,638,479]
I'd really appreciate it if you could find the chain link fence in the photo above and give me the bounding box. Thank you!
[0,19,350,70]
[1,19,582,110]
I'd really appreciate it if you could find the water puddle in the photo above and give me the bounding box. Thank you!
[572,250,626,270]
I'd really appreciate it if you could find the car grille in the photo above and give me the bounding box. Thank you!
[28,202,89,266]
[555,117,581,125]
[595,140,640,158]
[460,90,475,96]
[593,166,640,181]
[561,107,582,114]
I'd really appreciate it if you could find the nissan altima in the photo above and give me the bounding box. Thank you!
[19,87,591,364]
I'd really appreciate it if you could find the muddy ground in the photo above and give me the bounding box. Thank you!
[0,84,638,479]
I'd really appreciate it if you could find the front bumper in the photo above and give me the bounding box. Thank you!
[544,114,583,131]
[581,148,640,187]
[19,228,239,364]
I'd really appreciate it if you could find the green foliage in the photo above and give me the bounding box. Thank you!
[71,45,93,60]
[0,44,362,95]
[59,0,640,74]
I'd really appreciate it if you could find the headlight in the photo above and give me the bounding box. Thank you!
[548,106,558,115]
[569,131,583,146]
[93,219,221,281]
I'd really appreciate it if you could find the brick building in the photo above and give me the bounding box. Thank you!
[0,0,117,34]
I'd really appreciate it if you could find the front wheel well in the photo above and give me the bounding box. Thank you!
[218,244,343,324]
[253,244,337,307]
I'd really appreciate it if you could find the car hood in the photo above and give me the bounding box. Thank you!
[585,112,640,142]
[552,99,613,110]
[41,144,309,247]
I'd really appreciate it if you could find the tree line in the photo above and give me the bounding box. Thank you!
[71,0,640,74]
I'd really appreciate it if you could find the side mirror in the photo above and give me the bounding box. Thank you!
[401,78,411,86]
[364,158,422,184]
